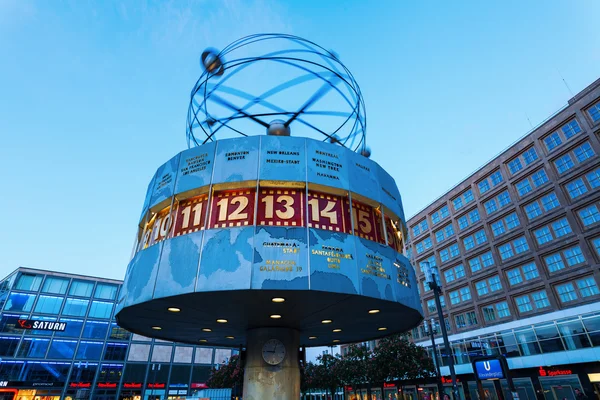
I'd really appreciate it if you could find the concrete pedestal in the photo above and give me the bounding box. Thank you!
[243,327,300,400]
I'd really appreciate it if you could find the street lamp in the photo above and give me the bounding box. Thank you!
[422,261,460,400]
[423,318,444,398]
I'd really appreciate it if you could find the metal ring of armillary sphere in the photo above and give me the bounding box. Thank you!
[186,33,370,156]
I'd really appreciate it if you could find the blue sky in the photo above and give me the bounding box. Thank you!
[0,0,599,280]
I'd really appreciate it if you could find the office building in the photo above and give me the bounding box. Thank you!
[406,77,600,400]
[0,267,235,400]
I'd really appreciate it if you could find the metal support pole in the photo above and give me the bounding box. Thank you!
[434,289,460,400]
[428,323,444,397]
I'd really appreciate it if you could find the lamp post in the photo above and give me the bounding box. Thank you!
[422,261,460,400]
[423,318,444,398]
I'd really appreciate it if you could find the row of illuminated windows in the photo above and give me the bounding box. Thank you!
[423,312,600,365]
[543,120,583,152]
[0,361,218,392]
[477,171,504,196]
[565,167,600,199]
[484,190,511,216]
[0,337,232,367]
[0,315,130,341]
[439,273,599,314]
[3,292,114,318]
[507,147,539,176]
[452,189,475,212]
[515,169,549,197]
[431,205,450,225]
[553,141,596,175]
[432,241,595,290]
[13,273,118,300]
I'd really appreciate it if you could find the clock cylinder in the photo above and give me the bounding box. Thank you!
[243,328,300,399]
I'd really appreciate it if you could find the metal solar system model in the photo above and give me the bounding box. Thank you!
[116,33,423,400]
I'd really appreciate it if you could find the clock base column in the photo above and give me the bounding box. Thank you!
[243,327,301,400]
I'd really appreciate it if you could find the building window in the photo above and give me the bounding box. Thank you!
[69,281,94,297]
[556,283,578,303]
[522,262,539,280]
[516,179,532,196]
[76,341,104,360]
[42,277,70,295]
[453,197,464,211]
[47,339,77,359]
[555,154,575,174]
[458,216,468,230]
[89,301,113,319]
[463,190,474,204]
[103,342,128,361]
[17,338,50,358]
[449,290,460,305]
[492,220,505,237]
[496,302,511,318]
[541,193,560,211]
[412,225,421,237]
[469,209,481,223]
[94,284,118,300]
[468,257,481,273]
[577,277,600,298]
[587,168,600,188]
[587,101,600,122]
[562,120,581,139]
[440,205,450,218]
[449,244,460,257]
[579,204,600,227]
[505,213,520,229]
[523,148,538,165]
[566,178,588,199]
[564,246,585,266]
[445,224,454,237]
[498,191,511,207]
[479,180,491,194]
[515,295,533,313]
[432,212,441,225]
[15,274,43,292]
[435,230,445,243]
[525,202,543,220]
[508,158,523,174]
[499,243,514,260]
[545,253,565,273]
[532,291,550,309]
[485,199,498,215]
[463,236,475,250]
[552,218,572,237]
[476,281,489,296]
[460,287,471,301]
[544,132,562,151]
[507,268,523,286]
[514,237,529,254]
[531,170,549,187]
[482,305,496,321]
[534,226,553,245]
[426,299,436,313]
[4,292,35,312]
[592,237,600,257]
[34,295,64,314]
[574,142,595,162]
[490,171,503,186]
[475,229,487,245]
[62,298,89,317]
[440,248,450,262]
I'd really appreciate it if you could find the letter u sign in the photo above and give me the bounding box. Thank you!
[483,361,491,371]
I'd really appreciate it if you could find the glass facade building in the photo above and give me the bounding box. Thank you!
[0,268,235,400]
[405,78,600,400]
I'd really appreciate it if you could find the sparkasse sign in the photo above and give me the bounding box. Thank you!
[17,319,67,332]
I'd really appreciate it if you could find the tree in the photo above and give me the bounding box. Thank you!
[337,343,379,399]
[313,353,341,398]
[206,354,244,390]
[374,334,436,386]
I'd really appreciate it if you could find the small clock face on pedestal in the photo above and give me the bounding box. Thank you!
[262,339,286,365]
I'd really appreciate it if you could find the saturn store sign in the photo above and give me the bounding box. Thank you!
[17,319,67,332]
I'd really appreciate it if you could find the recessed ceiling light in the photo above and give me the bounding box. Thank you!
[378,327,387,331]
[309,336,317,340]
[272,297,286,303]
[216,319,228,323]
[168,307,181,312]
[333,328,342,332]
[226,336,235,339]
[270,314,282,319]
[333,339,340,343]
[199,339,207,343]
[321,319,332,324]
[202,328,212,332]
[368,309,380,314]
[152,326,162,330]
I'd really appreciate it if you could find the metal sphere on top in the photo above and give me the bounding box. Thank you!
[187,33,367,152]
[267,119,291,136]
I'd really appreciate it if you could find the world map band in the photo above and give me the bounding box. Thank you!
[137,186,405,254]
